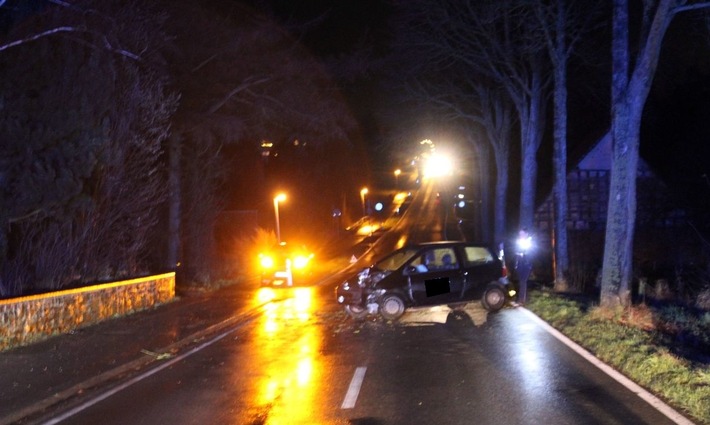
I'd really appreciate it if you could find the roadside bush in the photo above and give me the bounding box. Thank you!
[654,305,710,352]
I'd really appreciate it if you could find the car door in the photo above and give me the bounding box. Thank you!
[459,245,500,299]
[406,247,464,306]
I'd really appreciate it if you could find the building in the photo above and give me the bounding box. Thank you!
[534,134,700,289]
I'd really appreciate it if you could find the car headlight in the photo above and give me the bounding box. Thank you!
[292,256,308,269]
[342,282,350,290]
[292,254,313,269]
[259,254,274,269]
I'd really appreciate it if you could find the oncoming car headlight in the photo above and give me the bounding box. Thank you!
[259,254,274,269]
[292,254,313,269]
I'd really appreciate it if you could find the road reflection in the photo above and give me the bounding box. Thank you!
[398,303,490,326]
[251,287,324,424]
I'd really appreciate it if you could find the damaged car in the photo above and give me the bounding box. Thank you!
[335,241,513,320]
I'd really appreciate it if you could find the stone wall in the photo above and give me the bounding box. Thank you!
[0,272,175,351]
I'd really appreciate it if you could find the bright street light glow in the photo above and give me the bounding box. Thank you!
[422,152,454,178]
[360,187,368,216]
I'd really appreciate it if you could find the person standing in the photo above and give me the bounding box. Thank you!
[514,228,533,305]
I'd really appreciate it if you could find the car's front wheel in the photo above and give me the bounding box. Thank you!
[380,293,406,320]
[344,304,368,320]
[481,285,506,312]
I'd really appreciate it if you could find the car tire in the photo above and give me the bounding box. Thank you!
[482,285,506,312]
[380,293,406,321]
[344,305,368,320]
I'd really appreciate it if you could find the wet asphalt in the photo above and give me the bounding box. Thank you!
[0,280,266,425]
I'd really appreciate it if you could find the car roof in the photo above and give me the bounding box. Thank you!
[409,241,489,247]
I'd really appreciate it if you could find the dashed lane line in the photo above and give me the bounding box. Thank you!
[341,367,367,409]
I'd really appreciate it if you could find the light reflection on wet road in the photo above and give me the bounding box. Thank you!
[251,287,324,424]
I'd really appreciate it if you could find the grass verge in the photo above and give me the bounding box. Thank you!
[526,290,710,425]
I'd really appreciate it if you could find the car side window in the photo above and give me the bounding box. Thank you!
[377,248,419,271]
[408,252,432,273]
[408,248,458,273]
[439,249,458,270]
[463,247,494,267]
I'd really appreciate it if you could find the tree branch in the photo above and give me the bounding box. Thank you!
[0,26,80,53]
[673,1,710,14]
[206,76,271,114]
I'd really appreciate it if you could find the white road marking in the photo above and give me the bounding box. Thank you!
[41,331,233,424]
[341,366,367,409]
[521,308,696,425]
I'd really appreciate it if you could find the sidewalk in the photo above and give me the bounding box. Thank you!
[0,281,263,425]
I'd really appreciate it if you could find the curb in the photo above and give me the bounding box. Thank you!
[521,307,696,425]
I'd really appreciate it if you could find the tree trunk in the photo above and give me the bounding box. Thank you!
[516,65,545,230]
[601,99,639,307]
[474,141,492,242]
[475,84,512,245]
[166,132,182,271]
[600,0,679,308]
[493,144,509,245]
[552,3,570,290]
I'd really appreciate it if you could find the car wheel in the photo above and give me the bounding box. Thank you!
[380,294,406,321]
[482,286,506,312]
[344,305,368,320]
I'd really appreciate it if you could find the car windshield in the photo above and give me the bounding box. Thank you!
[374,248,419,271]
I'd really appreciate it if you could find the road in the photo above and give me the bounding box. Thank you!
[21,181,685,425]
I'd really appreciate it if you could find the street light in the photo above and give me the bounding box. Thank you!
[423,152,453,179]
[274,193,286,243]
[394,169,401,188]
[360,187,368,216]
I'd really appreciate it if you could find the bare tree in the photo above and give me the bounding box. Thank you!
[411,80,514,244]
[394,0,550,232]
[0,0,142,59]
[534,0,601,289]
[0,0,177,295]
[476,86,515,244]
[601,0,710,307]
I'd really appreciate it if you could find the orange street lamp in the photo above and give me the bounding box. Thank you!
[394,169,401,188]
[360,188,368,216]
[274,193,287,243]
